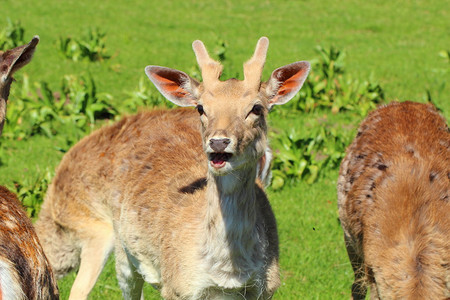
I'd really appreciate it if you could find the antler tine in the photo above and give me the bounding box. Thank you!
[244,37,269,89]
[192,40,223,87]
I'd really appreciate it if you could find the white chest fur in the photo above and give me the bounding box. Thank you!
[198,176,267,293]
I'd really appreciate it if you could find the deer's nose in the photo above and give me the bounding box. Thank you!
[209,138,231,152]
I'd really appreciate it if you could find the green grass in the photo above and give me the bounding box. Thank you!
[269,172,352,299]
[1,0,449,299]
[2,0,449,109]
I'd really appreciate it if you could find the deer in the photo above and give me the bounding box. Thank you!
[0,37,60,299]
[34,37,310,299]
[337,101,450,299]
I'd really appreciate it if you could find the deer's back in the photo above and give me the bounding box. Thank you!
[338,101,449,237]
[338,101,450,298]
[111,107,209,227]
[47,108,204,228]
[0,186,59,299]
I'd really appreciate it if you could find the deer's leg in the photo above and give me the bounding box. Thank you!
[115,241,145,300]
[68,224,114,300]
[344,234,367,300]
[263,257,280,299]
[369,282,381,300]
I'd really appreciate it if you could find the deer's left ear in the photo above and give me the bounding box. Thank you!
[264,61,310,109]
[1,36,39,82]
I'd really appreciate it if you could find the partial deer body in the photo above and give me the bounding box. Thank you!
[0,37,60,299]
[35,37,310,299]
[338,101,449,299]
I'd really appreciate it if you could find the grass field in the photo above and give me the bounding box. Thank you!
[1,0,449,299]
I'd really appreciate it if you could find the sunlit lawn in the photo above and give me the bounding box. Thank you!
[1,0,448,298]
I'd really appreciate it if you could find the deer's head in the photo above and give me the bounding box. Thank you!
[146,37,310,176]
[0,36,39,135]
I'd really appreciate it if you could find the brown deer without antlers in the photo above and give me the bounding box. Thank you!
[338,101,449,299]
[35,37,310,299]
[0,37,59,299]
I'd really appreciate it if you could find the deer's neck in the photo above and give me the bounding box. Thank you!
[201,166,264,288]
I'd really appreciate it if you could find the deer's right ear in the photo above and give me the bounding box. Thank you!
[145,66,200,107]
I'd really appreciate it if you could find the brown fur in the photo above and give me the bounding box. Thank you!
[0,37,59,299]
[338,101,450,299]
[0,186,59,299]
[35,37,310,299]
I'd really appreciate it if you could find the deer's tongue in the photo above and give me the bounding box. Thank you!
[210,153,232,168]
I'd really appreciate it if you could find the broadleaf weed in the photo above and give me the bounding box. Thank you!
[57,28,110,62]
[4,74,118,140]
[12,168,54,219]
[0,19,25,50]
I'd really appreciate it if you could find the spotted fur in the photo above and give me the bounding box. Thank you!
[338,101,450,299]
[0,187,59,299]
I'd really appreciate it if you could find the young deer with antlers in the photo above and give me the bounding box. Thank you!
[35,37,310,299]
[0,37,59,299]
[338,101,449,299]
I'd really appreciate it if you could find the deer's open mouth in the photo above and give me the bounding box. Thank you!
[209,152,233,169]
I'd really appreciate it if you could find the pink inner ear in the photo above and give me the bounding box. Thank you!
[152,73,189,98]
[277,70,306,96]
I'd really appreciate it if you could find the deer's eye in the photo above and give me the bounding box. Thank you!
[250,104,264,116]
[196,105,205,116]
